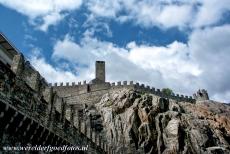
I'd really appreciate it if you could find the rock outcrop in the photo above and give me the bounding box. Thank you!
[95,88,230,154]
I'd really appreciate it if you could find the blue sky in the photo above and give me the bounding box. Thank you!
[0,0,230,102]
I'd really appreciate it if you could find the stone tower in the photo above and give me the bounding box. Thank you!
[193,89,209,101]
[96,61,105,82]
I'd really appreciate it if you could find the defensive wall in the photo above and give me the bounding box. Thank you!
[50,80,195,108]
[11,54,48,97]
[0,56,113,153]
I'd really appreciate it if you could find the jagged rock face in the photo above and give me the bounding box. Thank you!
[95,89,230,154]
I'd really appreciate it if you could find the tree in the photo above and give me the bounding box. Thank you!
[162,88,173,96]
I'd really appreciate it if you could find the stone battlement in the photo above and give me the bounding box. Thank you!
[50,80,195,103]
[193,89,209,101]
[11,54,49,96]
[50,81,88,87]
[109,81,194,102]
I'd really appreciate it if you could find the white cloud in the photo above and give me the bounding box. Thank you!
[0,0,82,31]
[86,0,122,18]
[1,0,229,30]
[85,0,230,29]
[194,0,230,27]
[213,91,230,104]
[156,5,193,28]
[86,0,194,28]
[38,12,66,31]
[30,56,79,83]
[53,35,86,64]
[127,41,201,76]
[189,25,230,95]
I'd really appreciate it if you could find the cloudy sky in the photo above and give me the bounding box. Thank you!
[0,0,230,102]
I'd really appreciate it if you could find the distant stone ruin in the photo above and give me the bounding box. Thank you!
[193,89,209,101]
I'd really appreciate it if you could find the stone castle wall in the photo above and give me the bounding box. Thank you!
[10,54,50,99]
[51,80,195,108]
[0,59,110,153]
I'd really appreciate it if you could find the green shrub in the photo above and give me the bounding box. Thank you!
[162,88,173,96]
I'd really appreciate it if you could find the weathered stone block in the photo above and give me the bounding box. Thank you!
[96,61,105,82]
[11,54,24,75]
[117,81,121,86]
[129,81,133,85]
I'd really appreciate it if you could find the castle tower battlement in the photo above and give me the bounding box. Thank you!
[193,89,209,101]
[90,61,106,84]
[96,61,105,82]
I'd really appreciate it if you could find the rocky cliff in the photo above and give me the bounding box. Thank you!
[94,88,230,154]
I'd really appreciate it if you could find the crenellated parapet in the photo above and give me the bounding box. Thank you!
[10,53,49,97]
[51,79,195,103]
[109,81,195,103]
[193,89,209,101]
[50,80,89,87]
[110,80,134,89]
[51,81,111,98]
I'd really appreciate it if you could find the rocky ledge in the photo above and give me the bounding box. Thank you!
[95,88,230,154]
